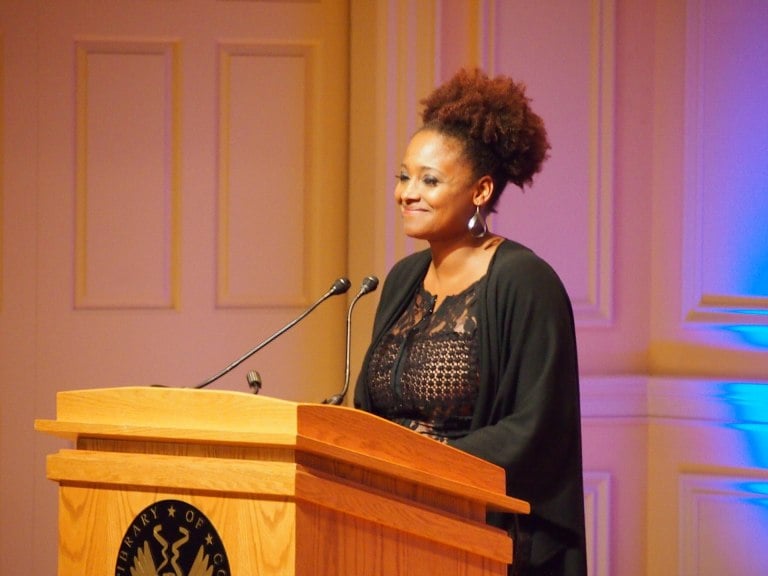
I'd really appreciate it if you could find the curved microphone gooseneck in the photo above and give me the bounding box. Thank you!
[195,277,351,390]
[322,275,379,405]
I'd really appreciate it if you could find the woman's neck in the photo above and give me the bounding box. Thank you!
[425,234,502,297]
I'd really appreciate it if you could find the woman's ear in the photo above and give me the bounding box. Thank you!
[473,175,494,207]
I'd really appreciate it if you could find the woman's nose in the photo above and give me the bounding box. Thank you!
[399,181,419,202]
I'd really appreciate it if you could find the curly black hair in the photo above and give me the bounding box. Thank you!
[420,68,550,211]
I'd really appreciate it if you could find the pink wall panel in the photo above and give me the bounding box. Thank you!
[679,475,768,575]
[75,41,180,309]
[682,0,768,323]
[218,44,310,307]
[455,0,616,327]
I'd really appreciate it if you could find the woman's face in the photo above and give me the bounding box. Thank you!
[395,129,478,242]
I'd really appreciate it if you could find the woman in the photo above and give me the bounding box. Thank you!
[354,68,587,576]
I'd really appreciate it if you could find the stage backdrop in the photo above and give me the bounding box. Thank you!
[3,1,768,575]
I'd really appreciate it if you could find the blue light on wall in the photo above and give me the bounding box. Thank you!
[721,382,768,468]
[725,326,768,349]
[696,0,768,335]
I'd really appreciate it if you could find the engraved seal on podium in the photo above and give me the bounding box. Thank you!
[115,499,231,576]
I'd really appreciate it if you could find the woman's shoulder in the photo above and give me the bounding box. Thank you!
[494,238,553,271]
[491,239,568,293]
[378,249,431,295]
[388,248,432,277]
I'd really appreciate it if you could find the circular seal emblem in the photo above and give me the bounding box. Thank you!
[115,499,231,576]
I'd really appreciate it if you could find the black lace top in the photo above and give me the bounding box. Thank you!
[366,280,482,441]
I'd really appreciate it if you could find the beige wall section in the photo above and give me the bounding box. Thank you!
[1,1,348,574]
[0,3,41,576]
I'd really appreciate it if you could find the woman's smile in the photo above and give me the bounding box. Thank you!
[394,129,477,241]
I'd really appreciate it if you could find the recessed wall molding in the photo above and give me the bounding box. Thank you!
[216,41,317,308]
[570,0,616,327]
[381,1,437,270]
[580,375,648,419]
[473,0,617,328]
[581,375,768,423]
[583,471,611,576]
[679,473,768,575]
[74,38,181,310]
[681,0,768,327]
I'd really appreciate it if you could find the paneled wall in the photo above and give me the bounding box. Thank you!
[0,1,349,574]
[349,1,768,575]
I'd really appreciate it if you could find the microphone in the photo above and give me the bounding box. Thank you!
[195,277,351,390]
[246,370,262,394]
[322,275,379,405]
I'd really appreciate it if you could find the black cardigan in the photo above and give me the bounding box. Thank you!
[354,239,587,574]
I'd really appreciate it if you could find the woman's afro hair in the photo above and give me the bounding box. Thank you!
[420,68,550,207]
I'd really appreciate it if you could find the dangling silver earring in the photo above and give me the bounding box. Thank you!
[468,205,487,238]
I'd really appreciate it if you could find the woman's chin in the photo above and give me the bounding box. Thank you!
[402,227,429,241]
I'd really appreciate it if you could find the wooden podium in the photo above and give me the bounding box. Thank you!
[35,387,529,575]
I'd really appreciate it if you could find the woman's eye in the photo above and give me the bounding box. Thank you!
[422,175,439,186]
[395,173,409,183]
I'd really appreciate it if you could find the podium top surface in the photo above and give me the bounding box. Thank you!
[35,387,529,515]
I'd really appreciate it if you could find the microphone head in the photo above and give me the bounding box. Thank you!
[246,370,262,394]
[330,277,352,295]
[322,394,342,405]
[360,275,379,295]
